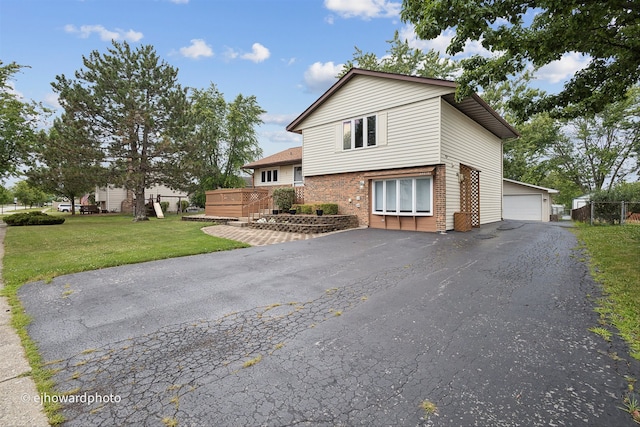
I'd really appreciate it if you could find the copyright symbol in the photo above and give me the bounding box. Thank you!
[21,393,30,403]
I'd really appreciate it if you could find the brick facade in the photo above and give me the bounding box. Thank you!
[303,171,370,227]
[303,165,448,232]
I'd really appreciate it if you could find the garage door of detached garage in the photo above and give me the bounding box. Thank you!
[504,194,542,221]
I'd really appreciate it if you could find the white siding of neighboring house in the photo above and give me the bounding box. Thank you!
[94,184,187,212]
[94,186,128,212]
[298,75,453,177]
[440,100,504,229]
[253,165,296,187]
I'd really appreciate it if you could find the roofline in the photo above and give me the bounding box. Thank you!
[504,178,559,193]
[242,158,302,169]
[286,68,457,134]
[286,68,519,139]
[470,93,520,138]
[241,146,303,169]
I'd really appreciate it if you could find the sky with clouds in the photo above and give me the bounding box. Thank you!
[0,0,589,166]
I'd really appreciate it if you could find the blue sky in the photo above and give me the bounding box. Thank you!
[0,0,588,169]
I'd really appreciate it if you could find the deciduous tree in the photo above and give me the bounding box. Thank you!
[180,85,264,206]
[0,61,41,178]
[27,113,106,215]
[338,30,458,79]
[401,0,640,118]
[548,86,640,193]
[12,180,47,208]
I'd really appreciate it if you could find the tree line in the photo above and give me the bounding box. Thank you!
[1,41,264,220]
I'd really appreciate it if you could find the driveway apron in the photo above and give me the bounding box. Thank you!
[18,221,640,426]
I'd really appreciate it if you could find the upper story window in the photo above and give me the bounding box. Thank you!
[260,169,278,183]
[343,115,376,150]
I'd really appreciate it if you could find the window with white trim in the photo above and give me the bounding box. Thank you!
[260,169,278,183]
[343,115,376,150]
[293,166,303,186]
[373,177,432,215]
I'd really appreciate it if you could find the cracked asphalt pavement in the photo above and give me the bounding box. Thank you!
[19,221,640,426]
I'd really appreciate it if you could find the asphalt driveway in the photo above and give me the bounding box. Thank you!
[19,221,639,426]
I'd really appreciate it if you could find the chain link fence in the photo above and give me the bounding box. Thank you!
[572,201,640,225]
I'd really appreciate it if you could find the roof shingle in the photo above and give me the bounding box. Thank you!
[242,146,302,169]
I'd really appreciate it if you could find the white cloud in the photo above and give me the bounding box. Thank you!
[261,130,302,144]
[43,93,61,110]
[170,0,189,3]
[241,43,270,63]
[2,81,23,99]
[399,25,490,58]
[223,47,239,61]
[179,39,214,59]
[303,61,343,93]
[324,0,400,19]
[535,52,591,84]
[262,113,299,126]
[64,24,143,42]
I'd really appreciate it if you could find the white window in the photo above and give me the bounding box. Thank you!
[372,177,432,215]
[260,169,278,183]
[293,166,303,186]
[343,115,376,150]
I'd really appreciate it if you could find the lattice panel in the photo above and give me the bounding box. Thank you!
[469,169,480,227]
[460,165,480,228]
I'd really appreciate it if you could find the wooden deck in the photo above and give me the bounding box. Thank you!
[205,188,269,218]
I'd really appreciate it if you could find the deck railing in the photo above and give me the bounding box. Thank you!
[243,193,274,223]
[205,188,269,218]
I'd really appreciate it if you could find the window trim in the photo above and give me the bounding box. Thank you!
[293,165,303,186]
[342,114,377,151]
[259,168,279,184]
[372,177,433,216]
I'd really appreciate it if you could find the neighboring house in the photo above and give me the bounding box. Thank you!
[94,184,188,213]
[285,68,519,233]
[572,194,591,210]
[503,179,558,222]
[242,146,304,189]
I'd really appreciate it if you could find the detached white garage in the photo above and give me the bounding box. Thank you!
[503,179,558,222]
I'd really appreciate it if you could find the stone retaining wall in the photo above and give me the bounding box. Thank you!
[249,214,359,234]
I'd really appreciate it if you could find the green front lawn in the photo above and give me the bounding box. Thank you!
[0,213,247,424]
[1,213,246,289]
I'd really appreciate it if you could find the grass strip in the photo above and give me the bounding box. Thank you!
[573,223,640,360]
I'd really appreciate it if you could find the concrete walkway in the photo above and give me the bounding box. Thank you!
[201,224,357,246]
[0,223,49,426]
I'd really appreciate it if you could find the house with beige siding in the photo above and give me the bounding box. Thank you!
[94,184,188,213]
[285,68,519,233]
[242,147,304,189]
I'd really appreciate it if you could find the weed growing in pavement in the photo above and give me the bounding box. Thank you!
[626,376,637,393]
[242,354,262,368]
[420,400,437,418]
[618,392,640,424]
[161,417,178,427]
[588,326,612,341]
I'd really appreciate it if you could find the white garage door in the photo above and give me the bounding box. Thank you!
[504,194,542,221]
